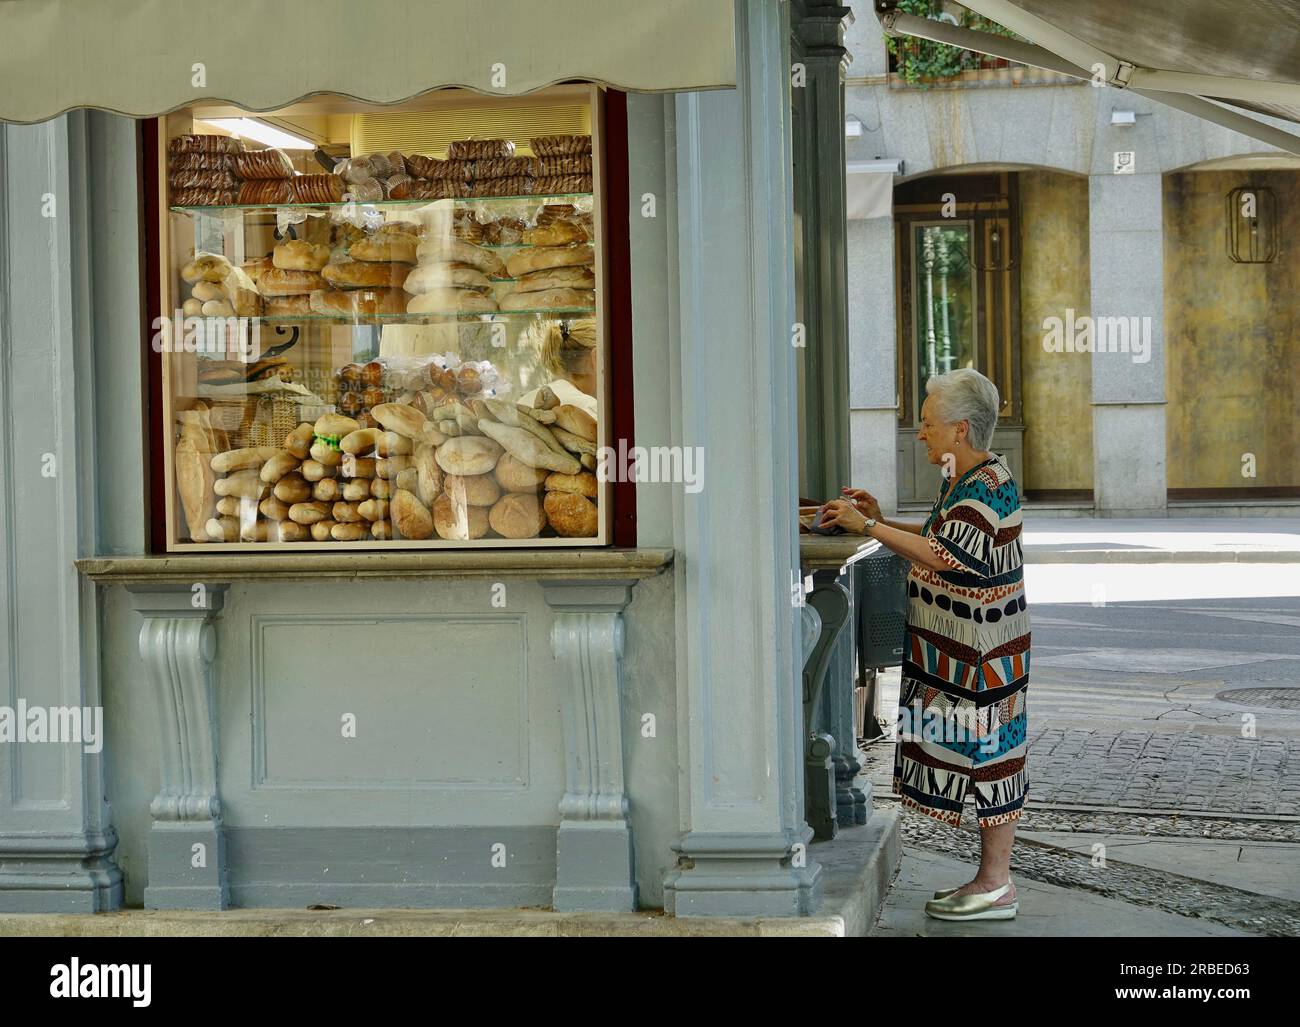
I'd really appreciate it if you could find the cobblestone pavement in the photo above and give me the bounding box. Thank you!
[1023,727,1300,816]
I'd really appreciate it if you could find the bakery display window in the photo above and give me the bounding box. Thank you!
[156,86,609,549]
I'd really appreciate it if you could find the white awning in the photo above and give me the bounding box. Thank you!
[878,0,1300,155]
[846,160,902,219]
[0,0,737,124]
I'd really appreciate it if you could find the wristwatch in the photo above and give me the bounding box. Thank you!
[864,516,877,530]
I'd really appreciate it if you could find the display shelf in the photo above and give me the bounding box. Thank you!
[170,191,593,216]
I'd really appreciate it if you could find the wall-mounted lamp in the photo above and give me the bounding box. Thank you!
[1226,185,1280,263]
[971,194,1018,272]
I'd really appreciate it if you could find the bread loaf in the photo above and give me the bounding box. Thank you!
[211,446,280,473]
[543,491,599,537]
[391,489,435,539]
[403,262,493,295]
[407,289,498,315]
[415,238,506,277]
[309,288,407,317]
[555,404,598,442]
[350,232,418,264]
[432,490,489,540]
[544,471,598,497]
[504,244,594,278]
[442,473,500,507]
[321,258,410,290]
[522,220,588,246]
[273,240,330,271]
[500,287,594,312]
[413,443,442,508]
[488,493,547,539]
[512,266,594,293]
[435,435,504,476]
[258,267,326,296]
[477,420,580,475]
[273,473,311,503]
[494,452,549,492]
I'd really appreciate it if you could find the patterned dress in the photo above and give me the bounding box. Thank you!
[891,453,1030,828]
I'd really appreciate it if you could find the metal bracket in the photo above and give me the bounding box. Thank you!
[1111,60,1135,89]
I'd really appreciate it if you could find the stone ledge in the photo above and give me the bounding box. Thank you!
[75,548,675,584]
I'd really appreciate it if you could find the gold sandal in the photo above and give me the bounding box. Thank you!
[925,881,1017,921]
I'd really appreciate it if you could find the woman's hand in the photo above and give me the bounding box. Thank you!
[840,487,882,521]
[819,499,870,535]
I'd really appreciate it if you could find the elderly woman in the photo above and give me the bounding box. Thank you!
[819,367,1029,922]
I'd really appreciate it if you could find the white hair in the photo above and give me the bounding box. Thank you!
[925,368,1000,449]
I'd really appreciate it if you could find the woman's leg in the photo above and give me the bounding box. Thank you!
[950,820,1017,902]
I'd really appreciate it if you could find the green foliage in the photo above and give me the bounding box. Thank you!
[885,0,1021,89]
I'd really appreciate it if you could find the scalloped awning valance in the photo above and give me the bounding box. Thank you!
[0,0,737,124]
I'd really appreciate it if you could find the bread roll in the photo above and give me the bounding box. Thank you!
[442,473,500,507]
[311,520,338,541]
[321,258,410,290]
[342,479,370,501]
[201,299,235,317]
[211,447,280,473]
[314,412,360,438]
[544,491,599,538]
[555,404,597,442]
[284,422,315,459]
[258,267,326,296]
[403,262,493,295]
[273,473,311,503]
[268,520,309,542]
[500,287,594,312]
[331,522,368,541]
[350,232,418,264]
[258,496,290,520]
[432,491,489,540]
[300,459,335,482]
[407,289,498,314]
[391,489,435,539]
[504,244,593,278]
[288,501,331,525]
[312,478,341,502]
[182,297,204,317]
[512,265,594,293]
[371,476,395,499]
[489,493,547,539]
[332,502,364,523]
[435,435,504,476]
[341,427,383,454]
[213,469,267,499]
[544,471,598,497]
[191,280,225,302]
[371,403,445,445]
[358,499,390,522]
[259,452,300,484]
[273,239,330,271]
[495,452,549,492]
[370,519,395,540]
[205,517,239,541]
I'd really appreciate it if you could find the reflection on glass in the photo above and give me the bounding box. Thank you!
[915,224,974,390]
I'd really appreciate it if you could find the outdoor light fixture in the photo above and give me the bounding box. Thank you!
[845,114,865,137]
[970,194,1019,272]
[198,118,315,150]
[1110,110,1137,126]
[1225,185,1280,263]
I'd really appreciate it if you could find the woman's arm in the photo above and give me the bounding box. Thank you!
[819,500,949,572]
[839,487,923,534]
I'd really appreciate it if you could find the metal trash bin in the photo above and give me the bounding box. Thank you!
[853,545,909,741]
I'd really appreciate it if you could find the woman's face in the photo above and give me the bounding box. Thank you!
[917,394,961,467]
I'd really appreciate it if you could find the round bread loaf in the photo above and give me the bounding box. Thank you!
[435,435,503,476]
[321,258,410,289]
[522,220,588,246]
[415,237,506,277]
[494,452,549,492]
[309,288,407,317]
[543,491,599,537]
[544,471,598,497]
[201,298,235,317]
[432,492,490,540]
[504,244,595,278]
[182,297,204,317]
[489,493,547,539]
[350,232,418,264]
[265,294,313,318]
[273,239,330,271]
[512,265,594,293]
[403,262,493,295]
[258,267,327,296]
[442,473,501,507]
[407,289,498,314]
[500,287,594,312]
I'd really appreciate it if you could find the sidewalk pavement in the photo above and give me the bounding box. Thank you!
[1020,517,1300,562]
[872,846,1247,937]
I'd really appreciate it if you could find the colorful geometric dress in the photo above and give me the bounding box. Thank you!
[891,452,1031,828]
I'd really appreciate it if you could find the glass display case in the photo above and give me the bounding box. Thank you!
[157,87,608,549]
